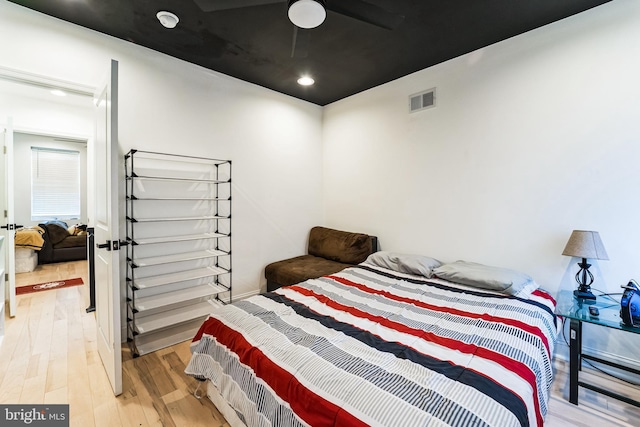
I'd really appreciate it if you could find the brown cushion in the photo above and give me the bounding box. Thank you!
[265,255,351,288]
[307,226,372,265]
[45,223,71,245]
[53,235,87,249]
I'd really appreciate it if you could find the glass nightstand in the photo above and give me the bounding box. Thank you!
[555,290,640,407]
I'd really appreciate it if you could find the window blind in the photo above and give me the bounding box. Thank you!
[31,147,81,221]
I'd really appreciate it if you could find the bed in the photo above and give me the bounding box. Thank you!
[14,226,45,273]
[15,226,45,251]
[185,253,557,427]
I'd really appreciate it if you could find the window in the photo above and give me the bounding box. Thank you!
[31,147,81,221]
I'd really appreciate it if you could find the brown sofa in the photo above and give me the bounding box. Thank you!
[264,226,378,292]
[37,221,87,264]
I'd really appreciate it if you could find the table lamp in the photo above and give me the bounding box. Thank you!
[562,230,608,300]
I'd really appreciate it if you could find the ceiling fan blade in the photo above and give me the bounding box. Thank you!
[291,26,310,58]
[193,0,283,13]
[326,0,404,30]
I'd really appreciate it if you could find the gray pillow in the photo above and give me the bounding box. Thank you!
[433,261,535,296]
[365,251,442,278]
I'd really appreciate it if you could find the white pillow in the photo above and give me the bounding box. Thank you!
[365,251,442,278]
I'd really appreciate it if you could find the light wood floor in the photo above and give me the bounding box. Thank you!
[3,261,640,426]
[4,261,228,426]
[15,260,92,287]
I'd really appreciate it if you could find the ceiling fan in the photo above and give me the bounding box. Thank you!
[193,0,404,58]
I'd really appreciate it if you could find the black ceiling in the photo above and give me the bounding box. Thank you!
[9,0,611,106]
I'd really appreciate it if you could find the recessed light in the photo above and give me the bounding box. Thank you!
[157,11,179,29]
[50,89,66,97]
[297,76,315,86]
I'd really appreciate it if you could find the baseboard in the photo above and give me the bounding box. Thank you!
[231,289,260,301]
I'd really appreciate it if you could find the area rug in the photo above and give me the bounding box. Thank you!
[16,278,84,295]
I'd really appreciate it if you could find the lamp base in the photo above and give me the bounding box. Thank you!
[574,288,596,300]
[573,258,597,300]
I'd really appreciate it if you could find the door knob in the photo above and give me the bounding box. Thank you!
[97,240,129,251]
[97,241,112,250]
[0,223,23,230]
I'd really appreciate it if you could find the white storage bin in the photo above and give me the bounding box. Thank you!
[15,248,37,273]
[16,248,34,259]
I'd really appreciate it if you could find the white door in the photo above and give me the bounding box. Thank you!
[94,59,122,396]
[1,120,17,317]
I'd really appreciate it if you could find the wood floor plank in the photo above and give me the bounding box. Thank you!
[67,369,94,421]
[122,357,164,427]
[116,395,155,427]
[174,339,195,365]
[141,352,179,398]
[32,301,55,357]
[24,353,40,380]
[44,386,69,404]
[69,409,96,427]
[45,355,68,394]
[19,373,47,404]
[94,401,124,427]
[4,259,640,426]
[130,353,179,427]
[162,387,228,427]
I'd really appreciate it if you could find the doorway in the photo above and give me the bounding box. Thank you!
[1,70,95,317]
[2,62,124,397]
[13,134,91,314]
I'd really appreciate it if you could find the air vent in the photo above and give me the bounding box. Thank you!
[409,88,436,113]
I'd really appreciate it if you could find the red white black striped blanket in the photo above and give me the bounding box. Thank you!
[186,264,557,427]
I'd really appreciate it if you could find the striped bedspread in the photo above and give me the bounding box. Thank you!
[186,264,557,427]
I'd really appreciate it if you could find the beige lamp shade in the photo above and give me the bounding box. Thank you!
[562,230,609,260]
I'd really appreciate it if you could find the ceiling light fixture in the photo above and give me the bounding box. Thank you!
[50,89,67,97]
[157,11,179,29]
[288,0,326,29]
[297,76,315,86]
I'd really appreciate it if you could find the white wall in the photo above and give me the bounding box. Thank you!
[0,87,94,138]
[0,1,324,297]
[323,1,640,364]
[13,133,88,227]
